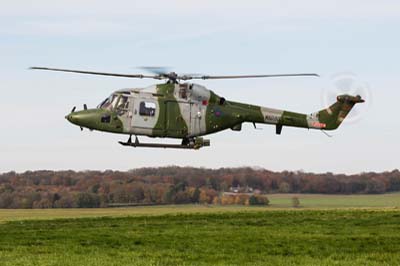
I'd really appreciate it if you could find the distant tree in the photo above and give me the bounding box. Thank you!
[0,184,15,193]
[142,187,156,204]
[388,174,400,191]
[33,199,53,209]
[292,197,300,208]
[75,192,100,208]
[52,193,61,203]
[91,184,100,193]
[131,186,145,202]
[278,182,291,193]
[221,195,235,205]
[365,178,386,194]
[174,190,191,204]
[163,185,176,203]
[0,192,13,208]
[248,195,269,206]
[0,167,399,209]
[212,196,220,205]
[234,194,249,205]
[199,189,217,204]
[256,195,269,205]
[54,195,76,208]
[20,192,41,209]
[191,187,201,203]
[111,188,125,203]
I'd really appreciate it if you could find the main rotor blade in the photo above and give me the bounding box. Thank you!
[184,73,319,80]
[138,66,170,75]
[30,67,162,79]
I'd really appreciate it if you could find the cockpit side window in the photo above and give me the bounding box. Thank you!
[117,96,129,110]
[139,101,156,116]
[116,96,130,115]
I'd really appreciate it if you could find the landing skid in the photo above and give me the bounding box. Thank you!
[119,136,210,150]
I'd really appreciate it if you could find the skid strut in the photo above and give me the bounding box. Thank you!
[119,136,210,150]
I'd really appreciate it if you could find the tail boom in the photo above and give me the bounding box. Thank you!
[251,94,364,132]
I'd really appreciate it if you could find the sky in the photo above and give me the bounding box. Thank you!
[1,0,399,174]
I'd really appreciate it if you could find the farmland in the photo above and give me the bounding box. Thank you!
[0,193,399,222]
[0,194,400,265]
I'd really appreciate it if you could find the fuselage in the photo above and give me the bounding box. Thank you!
[66,82,363,139]
[67,82,246,138]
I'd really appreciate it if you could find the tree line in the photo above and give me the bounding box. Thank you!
[0,167,398,208]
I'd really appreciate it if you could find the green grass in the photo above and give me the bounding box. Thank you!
[1,193,400,265]
[1,193,400,223]
[0,205,259,223]
[0,209,400,265]
[267,193,400,208]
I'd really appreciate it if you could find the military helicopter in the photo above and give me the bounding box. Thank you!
[31,67,364,149]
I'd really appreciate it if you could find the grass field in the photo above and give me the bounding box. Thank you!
[0,193,399,222]
[1,194,400,266]
[268,193,400,208]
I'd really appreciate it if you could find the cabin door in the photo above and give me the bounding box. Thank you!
[131,98,158,134]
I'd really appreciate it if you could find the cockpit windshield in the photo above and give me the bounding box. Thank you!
[98,94,130,114]
[98,94,120,110]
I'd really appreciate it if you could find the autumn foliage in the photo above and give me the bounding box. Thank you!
[0,167,399,208]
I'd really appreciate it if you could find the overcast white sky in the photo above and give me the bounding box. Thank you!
[1,0,399,174]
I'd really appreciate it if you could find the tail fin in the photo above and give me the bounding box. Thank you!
[317,94,364,130]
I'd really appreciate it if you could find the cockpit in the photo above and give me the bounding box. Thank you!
[98,93,130,112]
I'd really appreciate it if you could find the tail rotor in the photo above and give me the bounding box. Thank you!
[321,72,371,125]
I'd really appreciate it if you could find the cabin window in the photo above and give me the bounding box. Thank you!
[139,101,156,116]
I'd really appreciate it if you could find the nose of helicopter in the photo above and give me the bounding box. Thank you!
[65,112,82,125]
[65,108,124,133]
[65,113,73,122]
[65,110,97,128]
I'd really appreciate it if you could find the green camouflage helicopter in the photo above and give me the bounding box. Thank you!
[31,67,364,149]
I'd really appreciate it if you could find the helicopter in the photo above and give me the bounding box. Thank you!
[30,67,364,149]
